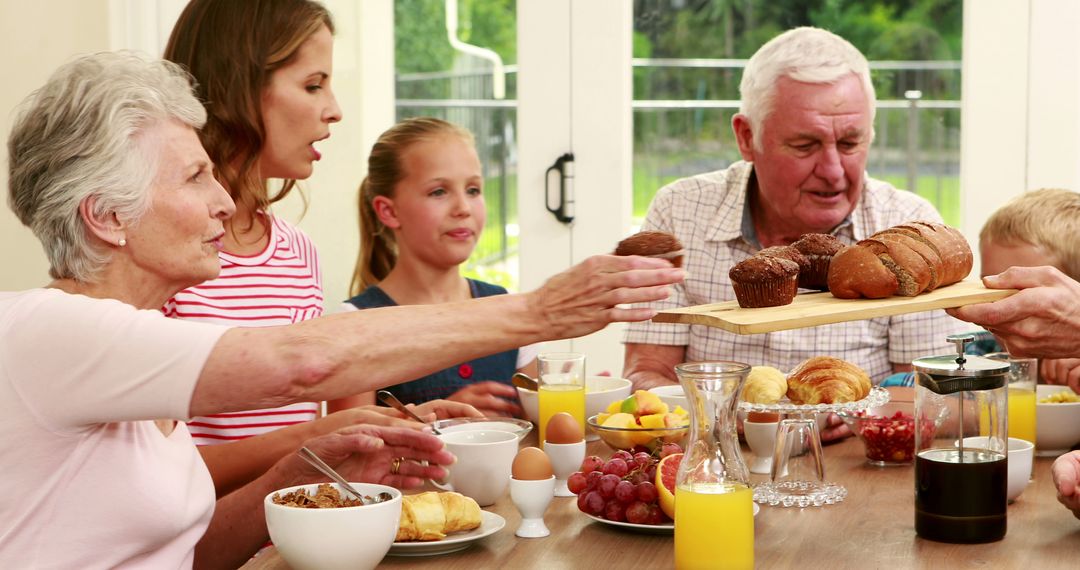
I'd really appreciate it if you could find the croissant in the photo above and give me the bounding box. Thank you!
[396,491,482,542]
[786,356,871,405]
[741,366,787,404]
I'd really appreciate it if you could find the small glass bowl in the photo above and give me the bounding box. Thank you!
[838,401,939,466]
[586,414,688,452]
[432,417,533,441]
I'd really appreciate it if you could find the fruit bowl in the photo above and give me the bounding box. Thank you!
[587,414,688,452]
[837,401,940,466]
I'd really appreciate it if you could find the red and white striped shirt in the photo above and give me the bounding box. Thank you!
[163,214,323,445]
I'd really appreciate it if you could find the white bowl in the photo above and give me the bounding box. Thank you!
[265,482,402,570]
[433,417,533,441]
[647,384,687,411]
[1036,385,1080,455]
[958,436,1034,503]
[516,376,632,426]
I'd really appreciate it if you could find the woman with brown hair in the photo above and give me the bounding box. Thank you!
[161,0,479,496]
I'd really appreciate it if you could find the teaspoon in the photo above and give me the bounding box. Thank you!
[512,372,539,391]
[297,447,393,505]
[377,390,442,434]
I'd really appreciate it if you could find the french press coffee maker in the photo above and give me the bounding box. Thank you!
[913,334,1010,543]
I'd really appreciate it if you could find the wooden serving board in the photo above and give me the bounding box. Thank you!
[652,279,1017,335]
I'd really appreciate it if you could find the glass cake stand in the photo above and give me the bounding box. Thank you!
[740,386,891,508]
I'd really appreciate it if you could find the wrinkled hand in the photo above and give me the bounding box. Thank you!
[1052,451,1080,520]
[445,382,522,418]
[527,254,685,341]
[819,413,852,443]
[1041,358,1080,395]
[947,267,1080,358]
[296,425,455,490]
[408,398,485,421]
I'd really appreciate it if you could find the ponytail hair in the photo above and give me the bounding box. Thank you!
[349,117,475,296]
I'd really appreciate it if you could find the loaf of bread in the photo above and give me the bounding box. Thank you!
[786,356,872,405]
[741,365,788,404]
[827,221,971,299]
[396,491,482,542]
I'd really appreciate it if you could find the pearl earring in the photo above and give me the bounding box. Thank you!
[118,238,127,247]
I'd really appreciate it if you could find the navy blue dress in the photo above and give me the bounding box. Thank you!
[344,279,519,405]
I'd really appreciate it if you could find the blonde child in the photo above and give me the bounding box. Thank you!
[330,118,538,417]
[978,188,1080,390]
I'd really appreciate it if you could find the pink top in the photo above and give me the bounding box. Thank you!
[0,289,228,568]
[164,214,322,444]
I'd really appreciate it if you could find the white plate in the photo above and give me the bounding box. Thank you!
[387,511,505,557]
[584,503,759,533]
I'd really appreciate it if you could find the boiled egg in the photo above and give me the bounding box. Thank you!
[512,446,554,480]
[545,412,584,444]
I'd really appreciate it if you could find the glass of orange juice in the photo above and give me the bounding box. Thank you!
[986,352,1037,447]
[537,352,586,448]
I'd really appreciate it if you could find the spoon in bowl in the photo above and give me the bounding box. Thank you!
[512,372,539,391]
[377,390,442,435]
[297,447,393,505]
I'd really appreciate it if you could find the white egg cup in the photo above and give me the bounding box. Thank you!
[544,440,586,497]
[510,476,555,538]
[743,419,780,475]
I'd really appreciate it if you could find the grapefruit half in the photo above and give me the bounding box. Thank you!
[655,452,682,519]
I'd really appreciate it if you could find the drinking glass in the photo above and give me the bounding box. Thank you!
[985,352,1037,445]
[770,418,826,490]
[537,352,586,448]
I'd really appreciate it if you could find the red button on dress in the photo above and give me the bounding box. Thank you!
[458,364,473,379]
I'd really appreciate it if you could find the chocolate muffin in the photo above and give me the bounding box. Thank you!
[614,230,684,267]
[758,245,810,276]
[729,256,799,308]
[791,233,844,290]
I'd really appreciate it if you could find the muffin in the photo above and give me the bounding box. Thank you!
[614,230,684,267]
[758,245,810,276]
[728,256,799,308]
[791,233,844,290]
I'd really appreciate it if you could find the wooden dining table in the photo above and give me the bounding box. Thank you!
[243,433,1080,569]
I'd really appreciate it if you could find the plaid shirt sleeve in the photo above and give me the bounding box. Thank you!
[623,183,692,347]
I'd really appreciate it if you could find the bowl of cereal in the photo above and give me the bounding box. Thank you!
[1036,384,1080,456]
[265,482,402,570]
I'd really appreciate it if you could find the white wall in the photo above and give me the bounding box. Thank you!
[961,0,1080,277]
[0,0,111,289]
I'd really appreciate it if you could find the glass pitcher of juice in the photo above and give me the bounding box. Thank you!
[673,361,753,570]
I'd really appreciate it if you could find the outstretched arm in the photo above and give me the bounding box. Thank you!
[191,255,685,417]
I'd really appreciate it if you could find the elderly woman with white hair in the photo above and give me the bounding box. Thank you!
[1,52,683,568]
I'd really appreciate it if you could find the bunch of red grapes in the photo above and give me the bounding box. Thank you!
[567,442,682,525]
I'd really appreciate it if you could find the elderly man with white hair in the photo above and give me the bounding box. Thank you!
[622,27,965,439]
